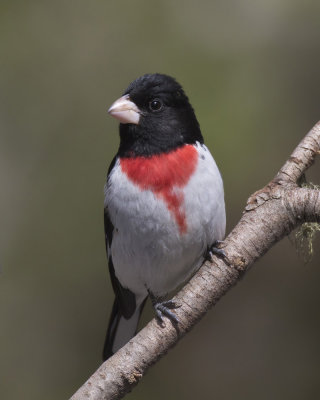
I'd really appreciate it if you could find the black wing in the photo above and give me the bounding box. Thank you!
[103,157,147,360]
[104,158,136,318]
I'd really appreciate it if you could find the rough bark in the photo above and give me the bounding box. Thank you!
[70,121,320,400]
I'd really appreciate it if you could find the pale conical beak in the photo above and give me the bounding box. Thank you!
[108,94,140,124]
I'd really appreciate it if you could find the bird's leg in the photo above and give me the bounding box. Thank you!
[148,290,180,325]
[206,240,226,260]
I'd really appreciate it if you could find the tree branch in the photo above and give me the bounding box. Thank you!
[70,121,320,400]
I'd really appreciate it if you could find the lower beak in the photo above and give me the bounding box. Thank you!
[108,94,140,125]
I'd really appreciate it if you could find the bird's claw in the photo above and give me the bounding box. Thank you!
[206,240,227,261]
[148,291,181,325]
[154,300,180,324]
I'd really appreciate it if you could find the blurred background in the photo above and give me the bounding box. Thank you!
[1,1,320,399]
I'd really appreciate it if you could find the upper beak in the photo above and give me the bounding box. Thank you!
[108,94,140,125]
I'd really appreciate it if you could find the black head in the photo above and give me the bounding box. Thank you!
[109,73,203,157]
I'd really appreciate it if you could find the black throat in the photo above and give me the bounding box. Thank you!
[118,110,203,158]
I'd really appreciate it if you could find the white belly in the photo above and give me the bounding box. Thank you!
[105,143,225,299]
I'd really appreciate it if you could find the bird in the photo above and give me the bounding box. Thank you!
[103,73,226,361]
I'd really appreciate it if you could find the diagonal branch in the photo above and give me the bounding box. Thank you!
[275,121,320,184]
[70,121,320,400]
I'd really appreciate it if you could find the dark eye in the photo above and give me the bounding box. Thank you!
[149,99,163,112]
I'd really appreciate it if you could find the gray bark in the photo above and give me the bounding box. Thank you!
[70,121,320,400]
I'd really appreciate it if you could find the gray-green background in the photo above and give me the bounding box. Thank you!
[1,1,320,399]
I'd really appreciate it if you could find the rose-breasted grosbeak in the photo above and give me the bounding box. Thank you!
[103,74,226,360]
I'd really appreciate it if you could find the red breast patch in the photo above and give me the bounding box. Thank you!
[120,145,198,234]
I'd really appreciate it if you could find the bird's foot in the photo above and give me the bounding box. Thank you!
[206,240,227,261]
[149,291,180,325]
[154,300,180,324]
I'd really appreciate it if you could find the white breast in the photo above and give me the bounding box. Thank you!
[104,143,225,301]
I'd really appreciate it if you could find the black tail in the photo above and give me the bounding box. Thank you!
[103,298,146,361]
